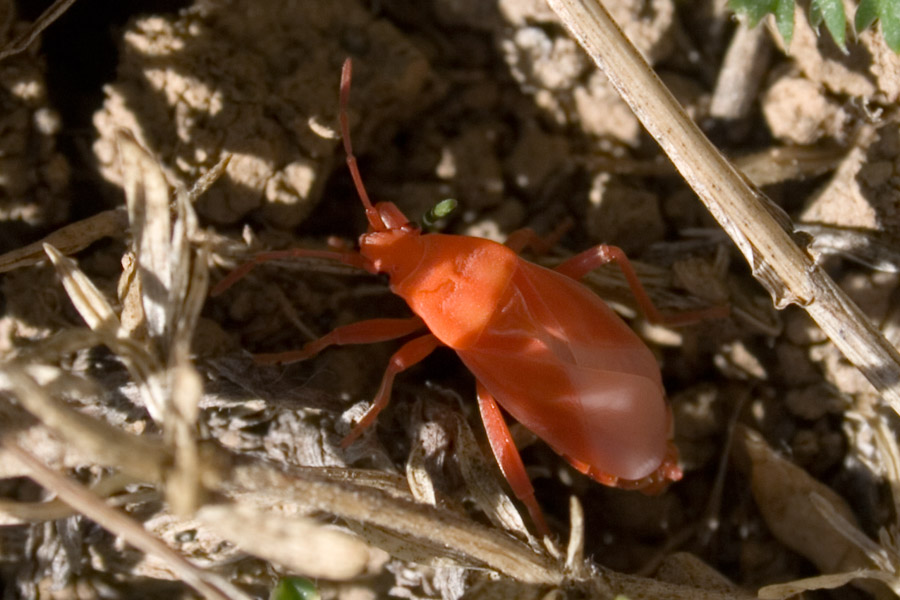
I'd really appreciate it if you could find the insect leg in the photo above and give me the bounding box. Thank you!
[211,248,370,296]
[554,244,666,321]
[505,228,554,255]
[255,317,426,364]
[555,245,726,326]
[476,381,550,537]
[341,333,440,448]
[504,219,573,255]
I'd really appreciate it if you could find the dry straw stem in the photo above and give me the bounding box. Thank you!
[545,0,900,413]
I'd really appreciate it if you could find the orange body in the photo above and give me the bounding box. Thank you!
[360,228,673,486]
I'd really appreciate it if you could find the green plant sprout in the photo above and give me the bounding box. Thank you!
[729,0,900,52]
[422,198,458,230]
[269,577,320,600]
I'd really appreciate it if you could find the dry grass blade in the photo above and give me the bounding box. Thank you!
[811,492,894,572]
[186,154,231,203]
[0,209,127,274]
[655,553,743,592]
[169,191,208,361]
[42,244,169,420]
[118,130,173,345]
[758,569,897,599]
[545,0,900,414]
[406,435,438,506]
[43,243,119,337]
[598,568,755,600]
[734,145,844,187]
[0,472,146,523]
[807,492,900,595]
[113,133,209,516]
[0,496,79,522]
[564,496,585,574]
[795,224,900,273]
[0,362,168,483]
[709,20,771,120]
[0,440,252,600]
[166,358,204,515]
[163,188,209,514]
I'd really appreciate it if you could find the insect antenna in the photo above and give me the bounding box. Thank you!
[340,58,387,232]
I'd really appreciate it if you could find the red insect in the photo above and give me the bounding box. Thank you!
[216,59,697,536]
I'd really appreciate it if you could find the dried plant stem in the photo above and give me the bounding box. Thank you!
[546,0,900,413]
[1,440,252,600]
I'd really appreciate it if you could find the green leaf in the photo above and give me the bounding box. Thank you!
[775,0,795,48]
[854,0,879,33]
[881,0,900,51]
[728,0,899,53]
[808,2,823,28]
[728,0,777,27]
[811,0,848,51]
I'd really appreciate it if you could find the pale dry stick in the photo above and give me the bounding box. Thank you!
[709,20,772,120]
[0,208,128,273]
[546,0,900,413]
[1,440,253,600]
[0,472,152,522]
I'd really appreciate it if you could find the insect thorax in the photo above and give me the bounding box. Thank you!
[391,234,518,349]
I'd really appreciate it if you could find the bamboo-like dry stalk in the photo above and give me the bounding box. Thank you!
[545,0,900,414]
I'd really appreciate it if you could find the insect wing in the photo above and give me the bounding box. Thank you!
[456,261,670,481]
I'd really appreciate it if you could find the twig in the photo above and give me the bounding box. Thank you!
[710,20,772,120]
[545,0,900,414]
[0,209,128,273]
